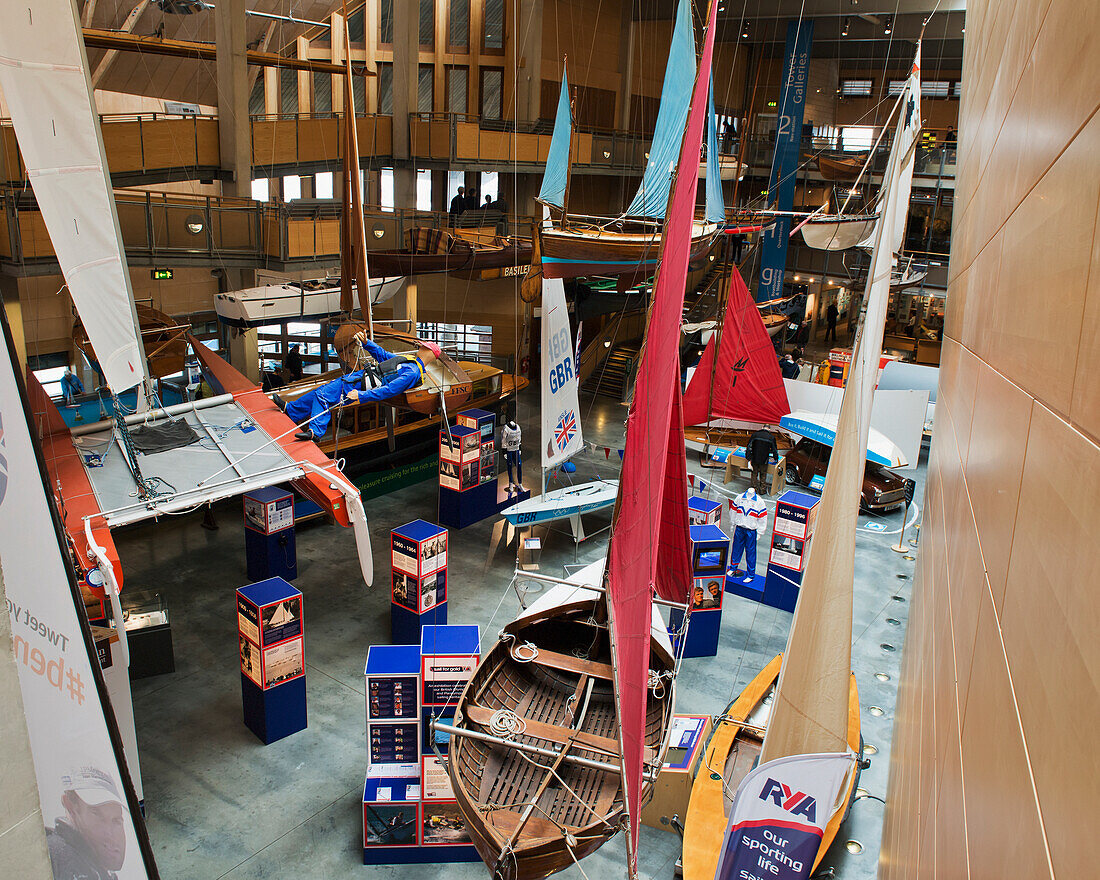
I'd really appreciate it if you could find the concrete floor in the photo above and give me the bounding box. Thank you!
[119,387,922,880]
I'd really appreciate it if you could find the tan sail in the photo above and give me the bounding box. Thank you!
[760,42,922,765]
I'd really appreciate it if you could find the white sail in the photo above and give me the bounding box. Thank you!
[884,44,922,255]
[540,277,583,469]
[0,0,145,393]
[760,43,922,764]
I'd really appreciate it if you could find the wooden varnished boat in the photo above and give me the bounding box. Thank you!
[681,655,861,880]
[444,575,676,880]
[368,226,533,277]
[73,303,188,379]
[816,153,867,181]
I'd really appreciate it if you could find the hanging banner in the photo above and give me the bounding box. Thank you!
[540,277,584,469]
[757,20,814,303]
[714,751,855,880]
[0,315,156,879]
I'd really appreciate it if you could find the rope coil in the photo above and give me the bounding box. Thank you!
[488,709,527,738]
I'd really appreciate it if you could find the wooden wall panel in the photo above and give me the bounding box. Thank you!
[880,0,1100,875]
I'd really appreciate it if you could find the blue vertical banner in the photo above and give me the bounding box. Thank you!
[758,20,814,302]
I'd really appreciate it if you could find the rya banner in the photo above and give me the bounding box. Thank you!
[714,751,856,880]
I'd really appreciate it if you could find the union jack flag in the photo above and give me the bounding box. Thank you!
[554,410,577,451]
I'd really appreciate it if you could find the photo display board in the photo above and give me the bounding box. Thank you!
[236,579,305,690]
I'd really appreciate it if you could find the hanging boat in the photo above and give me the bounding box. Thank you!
[799,214,879,250]
[366,226,534,277]
[816,152,866,181]
[440,6,722,876]
[213,275,408,328]
[534,2,727,283]
[73,302,188,380]
[682,40,924,878]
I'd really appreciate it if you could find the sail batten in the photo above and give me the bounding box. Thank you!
[0,0,145,392]
[625,0,696,219]
[606,2,719,875]
[760,43,922,765]
[538,66,572,210]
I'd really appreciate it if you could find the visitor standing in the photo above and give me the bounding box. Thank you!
[826,301,839,343]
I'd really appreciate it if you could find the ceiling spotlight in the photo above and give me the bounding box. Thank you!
[741,22,749,39]
[842,17,851,36]
[884,16,893,35]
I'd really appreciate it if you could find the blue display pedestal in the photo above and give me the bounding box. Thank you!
[244,487,297,581]
[237,578,306,744]
[669,525,729,658]
[438,411,501,529]
[760,491,820,613]
[391,521,449,643]
[439,481,498,529]
[688,495,723,527]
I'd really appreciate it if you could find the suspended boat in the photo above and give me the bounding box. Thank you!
[699,155,745,181]
[441,7,722,876]
[213,274,408,328]
[816,152,866,181]
[682,40,924,878]
[73,302,188,380]
[799,214,879,250]
[534,2,726,283]
[367,226,533,277]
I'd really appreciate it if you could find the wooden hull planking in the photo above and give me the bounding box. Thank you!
[539,222,719,280]
[448,599,674,880]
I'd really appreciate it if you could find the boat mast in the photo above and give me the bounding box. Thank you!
[339,1,374,337]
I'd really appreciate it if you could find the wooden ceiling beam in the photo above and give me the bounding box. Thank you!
[81,28,372,76]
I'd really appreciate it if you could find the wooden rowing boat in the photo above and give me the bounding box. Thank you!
[816,153,867,181]
[73,303,187,380]
[367,227,534,277]
[446,579,676,880]
[680,655,862,880]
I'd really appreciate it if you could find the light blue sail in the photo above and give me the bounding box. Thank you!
[705,76,726,224]
[625,0,696,219]
[537,65,572,210]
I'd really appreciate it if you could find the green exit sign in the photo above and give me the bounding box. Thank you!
[151,269,173,280]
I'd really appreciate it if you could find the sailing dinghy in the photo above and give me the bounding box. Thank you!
[438,5,722,875]
[682,39,923,878]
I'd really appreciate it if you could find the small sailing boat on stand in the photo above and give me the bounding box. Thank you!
[682,38,924,879]
[434,4,724,876]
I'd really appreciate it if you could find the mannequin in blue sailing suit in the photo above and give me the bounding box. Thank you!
[275,333,442,441]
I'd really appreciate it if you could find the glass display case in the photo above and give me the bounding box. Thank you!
[121,590,174,679]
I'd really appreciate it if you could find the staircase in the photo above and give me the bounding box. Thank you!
[583,343,640,399]
[682,261,727,325]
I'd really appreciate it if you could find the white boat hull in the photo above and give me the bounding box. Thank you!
[800,216,878,251]
[214,276,407,328]
[501,480,618,527]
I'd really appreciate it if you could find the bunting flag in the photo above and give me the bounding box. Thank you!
[689,474,696,489]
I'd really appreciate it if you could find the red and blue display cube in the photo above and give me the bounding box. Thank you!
[391,520,448,643]
[669,524,729,658]
[237,577,305,744]
[761,490,821,612]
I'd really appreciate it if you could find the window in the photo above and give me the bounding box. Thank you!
[280,67,297,114]
[249,77,265,116]
[379,0,393,44]
[887,79,906,96]
[840,125,875,151]
[378,63,393,115]
[347,6,366,43]
[448,0,469,49]
[283,175,301,202]
[313,72,332,114]
[483,0,504,51]
[447,170,465,199]
[840,78,873,97]
[418,65,434,113]
[921,80,950,97]
[380,168,394,211]
[29,354,70,401]
[480,171,498,204]
[251,178,270,202]
[952,81,963,98]
[315,172,334,199]
[353,75,366,115]
[446,65,468,113]
[480,67,503,119]
[417,170,433,211]
[416,323,493,363]
[420,0,435,48]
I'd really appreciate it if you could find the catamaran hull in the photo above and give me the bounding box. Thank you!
[213,277,407,328]
[539,223,719,280]
[500,481,618,527]
[680,655,862,880]
[448,583,674,880]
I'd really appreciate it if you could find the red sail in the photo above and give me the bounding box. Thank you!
[605,1,718,875]
[682,266,791,426]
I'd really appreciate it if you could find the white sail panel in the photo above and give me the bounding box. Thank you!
[885,44,922,255]
[540,277,583,468]
[0,0,145,392]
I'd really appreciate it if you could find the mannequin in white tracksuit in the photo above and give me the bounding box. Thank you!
[730,488,768,582]
[501,420,522,491]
